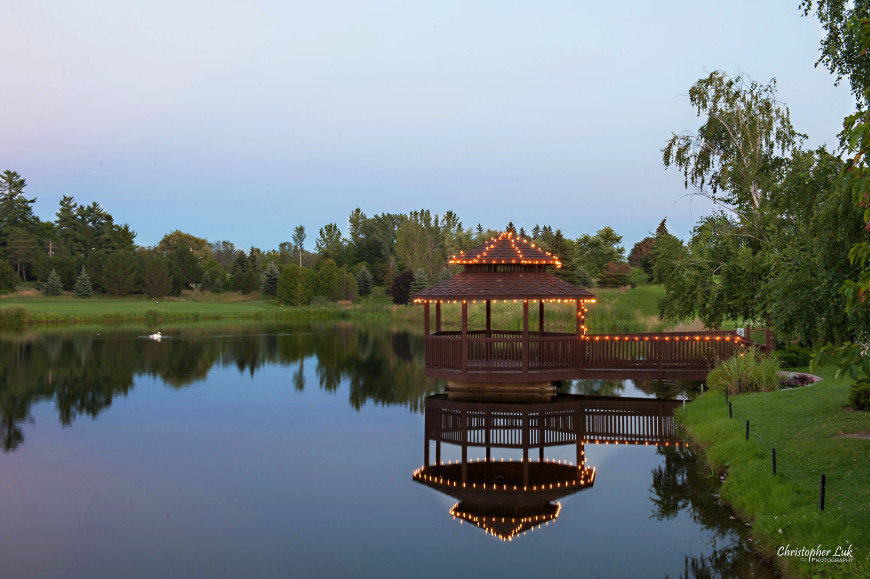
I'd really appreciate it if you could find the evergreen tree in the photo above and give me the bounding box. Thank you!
[141,253,172,298]
[43,268,63,296]
[262,262,280,296]
[576,267,593,288]
[409,268,430,297]
[356,266,373,296]
[212,275,224,293]
[73,266,93,297]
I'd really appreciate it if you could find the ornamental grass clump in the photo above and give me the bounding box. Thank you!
[707,347,781,394]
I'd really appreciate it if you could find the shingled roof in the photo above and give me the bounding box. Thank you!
[450,232,561,267]
[413,272,594,301]
[413,230,595,302]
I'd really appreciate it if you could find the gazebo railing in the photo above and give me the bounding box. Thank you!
[425,330,764,377]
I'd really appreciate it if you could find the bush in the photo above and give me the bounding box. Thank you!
[707,347,782,394]
[0,306,29,325]
[850,378,870,411]
[773,344,812,368]
[598,261,631,288]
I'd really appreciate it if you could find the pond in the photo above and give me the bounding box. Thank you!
[0,323,777,578]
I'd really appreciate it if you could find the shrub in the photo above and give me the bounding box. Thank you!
[707,347,782,394]
[850,378,870,411]
[0,306,29,325]
[774,344,812,368]
[598,261,631,288]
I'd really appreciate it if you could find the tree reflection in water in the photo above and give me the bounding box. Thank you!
[0,323,441,452]
[650,444,778,578]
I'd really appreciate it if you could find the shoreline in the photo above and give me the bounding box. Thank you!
[676,373,870,578]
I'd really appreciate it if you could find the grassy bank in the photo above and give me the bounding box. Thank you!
[678,369,870,577]
[0,283,737,333]
[0,293,420,326]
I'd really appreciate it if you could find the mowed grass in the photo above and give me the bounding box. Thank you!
[1,295,280,317]
[679,368,870,577]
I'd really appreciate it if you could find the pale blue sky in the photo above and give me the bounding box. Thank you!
[1,1,855,251]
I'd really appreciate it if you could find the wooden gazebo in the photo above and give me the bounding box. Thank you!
[413,232,595,398]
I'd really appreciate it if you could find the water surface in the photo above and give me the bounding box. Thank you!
[0,323,775,578]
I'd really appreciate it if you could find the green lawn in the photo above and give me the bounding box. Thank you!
[1,295,281,316]
[679,369,870,577]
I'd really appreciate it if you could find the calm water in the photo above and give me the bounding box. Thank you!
[0,323,776,578]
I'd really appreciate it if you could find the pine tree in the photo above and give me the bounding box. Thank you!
[43,268,63,296]
[262,262,280,296]
[408,268,430,298]
[356,266,373,296]
[73,266,93,297]
[212,275,224,293]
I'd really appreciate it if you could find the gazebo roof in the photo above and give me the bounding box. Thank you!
[450,232,560,267]
[412,272,595,302]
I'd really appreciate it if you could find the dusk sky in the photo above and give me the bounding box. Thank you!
[2,1,856,251]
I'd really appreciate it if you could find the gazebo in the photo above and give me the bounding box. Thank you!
[413,232,595,400]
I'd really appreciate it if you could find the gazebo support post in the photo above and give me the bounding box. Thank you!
[576,299,581,336]
[461,301,468,372]
[522,300,529,373]
[539,300,544,337]
[435,301,441,333]
[424,301,430,336]
[485,300,491,337]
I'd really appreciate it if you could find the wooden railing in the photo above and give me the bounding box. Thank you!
[424,396,682,448]
[425,329,767,378]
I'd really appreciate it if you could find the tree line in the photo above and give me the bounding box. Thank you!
[0,178,649,303]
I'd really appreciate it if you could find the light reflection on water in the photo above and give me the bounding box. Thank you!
[0,323,776,578]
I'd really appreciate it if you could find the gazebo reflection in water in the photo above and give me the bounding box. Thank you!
[412,394,684,542]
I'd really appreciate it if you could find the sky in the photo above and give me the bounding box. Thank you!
[1,1,857,251]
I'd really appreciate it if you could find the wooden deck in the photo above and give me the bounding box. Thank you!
[425,329,771,382]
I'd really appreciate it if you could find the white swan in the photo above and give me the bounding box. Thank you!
[149,331,162,341]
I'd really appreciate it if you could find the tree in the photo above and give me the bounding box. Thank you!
[101,250,139,296]
[395,210,446,280]
[278,264,315,306]
[356,266,373,296]
[73,266,93,297]
[0,170,35,227]
[801,1,870,106]
[0,260,16,292]
[391,269,414,305]
[575,227,624,276]
[663,71,801,238]
[141,252,172,298]
[315,223,345,264]
[316,258,342,300]
[262,262,280,296]
[292,225,306,267]
[43,269,63,296]
[408,268,430,298]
